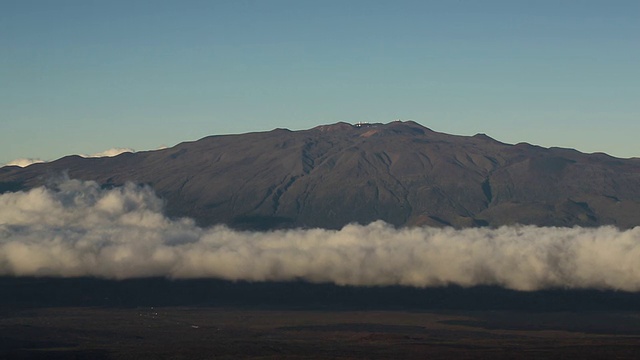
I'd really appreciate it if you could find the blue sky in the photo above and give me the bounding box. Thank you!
[2,0,639,165]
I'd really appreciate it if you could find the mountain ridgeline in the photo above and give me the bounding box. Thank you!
[2,121,640,229]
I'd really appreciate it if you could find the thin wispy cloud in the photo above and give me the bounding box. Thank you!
[81,147,135,158]
[1,178,640,291]
[4,148,136,168]
[5,158,45,168]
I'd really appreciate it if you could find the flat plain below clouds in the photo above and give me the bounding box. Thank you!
[1,178,640,292]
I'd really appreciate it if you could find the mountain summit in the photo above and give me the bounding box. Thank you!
[2,121,640,229]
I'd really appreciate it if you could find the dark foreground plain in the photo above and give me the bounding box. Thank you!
[3,278,640,359]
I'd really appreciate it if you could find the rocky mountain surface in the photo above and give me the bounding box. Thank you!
[2,121,640,229]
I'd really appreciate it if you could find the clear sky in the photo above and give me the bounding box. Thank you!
[2,0,639,165]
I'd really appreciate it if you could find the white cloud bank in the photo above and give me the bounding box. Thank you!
[1,179,640,291]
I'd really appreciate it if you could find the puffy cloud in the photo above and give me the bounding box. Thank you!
[1,179,640,291]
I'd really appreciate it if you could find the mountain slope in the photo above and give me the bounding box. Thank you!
[2,121,640,229]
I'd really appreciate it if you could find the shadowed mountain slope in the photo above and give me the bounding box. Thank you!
[2,121,640,229]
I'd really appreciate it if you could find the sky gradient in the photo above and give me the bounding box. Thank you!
[2,0,639,165]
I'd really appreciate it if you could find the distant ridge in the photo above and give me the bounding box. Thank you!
[2,121,640,230]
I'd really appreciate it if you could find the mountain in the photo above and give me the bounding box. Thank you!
[2,121,640,229]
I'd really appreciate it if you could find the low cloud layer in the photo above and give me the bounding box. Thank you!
[1,179,640,291]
